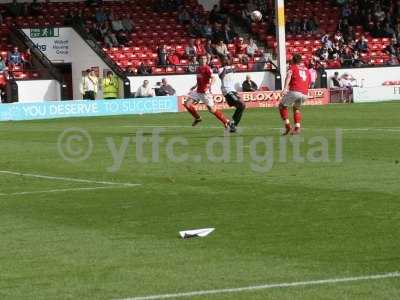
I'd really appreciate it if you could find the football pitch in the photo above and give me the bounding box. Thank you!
[1,102,400,300]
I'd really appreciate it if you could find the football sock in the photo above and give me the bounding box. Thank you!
[279,106,290,127]
[214,110,229,126]
[232,101,246,126]
[185,103,200,119]
[294,109,301,128]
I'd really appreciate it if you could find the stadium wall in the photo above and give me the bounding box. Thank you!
[128,71,276,97]
[16,80,61,103]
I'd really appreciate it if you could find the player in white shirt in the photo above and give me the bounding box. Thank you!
[218,58,246,132]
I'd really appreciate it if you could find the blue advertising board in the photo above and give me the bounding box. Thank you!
[0,97,178,121]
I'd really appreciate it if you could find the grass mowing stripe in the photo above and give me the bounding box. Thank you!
[0,186,130,196]
[116,272,400,300]
[0,170,141,187]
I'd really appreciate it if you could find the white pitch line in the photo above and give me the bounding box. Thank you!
[121,125,222,129]
[116,272,400,300]
[0,186,124,196]
[121,125,400,132]
[0,171,141,187]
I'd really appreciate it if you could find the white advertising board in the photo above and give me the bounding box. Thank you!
[16,80,61,103]
[353,85,400,103]
[326,66,400,88]
[23,27,72,63]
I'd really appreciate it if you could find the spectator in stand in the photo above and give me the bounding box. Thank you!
[71,11,85,28]
[308,62,317,89]
[100,23,119,48]
[157,44,168,67]
[89,22,102,40]
[0,72,6,102]
[202,20,213,40]
[209,4,225,24]
[384,38,399,56]
[330,72,342,88]
[317,45,329,61]
[213,40,230,61]
[334,31,344,44]
[242,75,258,92]
[110,12,124,32]
[185,39,197,60]
[80,69,98,100]
[328,53,342,68]
[321,33,333,50]
[204,39,214,63]
[137,62,151,75]
[307,17,319,34]
[383,22,396,38]
[340,73,356,90]
[387,54,400,65]
[187,56,199,73]
[355,35,369,53]
[156,78,176,96]
[0,12,3,25]
[22,48,32,69]
[300,18,309,33]
[189,13,203,37]
[9,0,21,17]
[8,47,24,68]
[121,14,135,33]
[177,7,190,25]
[115,31,128,45]
[221,24,237,44]
[29,0,42,16]
[341,4,352,20]
[135,80,155,98]
[235,37,249,64]
[167,50,180,66]
[0,56,7,73]
[341,47,354,67]
[195,39,206,56]
[374,5,386,22]
[102,71,119,99]
[240,5,252,29]
[95,7,107,24]
[246,37,259,59]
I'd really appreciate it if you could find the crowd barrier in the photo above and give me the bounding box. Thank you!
[0,89,330,121]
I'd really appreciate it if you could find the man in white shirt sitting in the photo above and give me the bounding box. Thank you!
[135,80,155,98]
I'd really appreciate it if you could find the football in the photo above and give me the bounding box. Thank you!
[251,10,262,22]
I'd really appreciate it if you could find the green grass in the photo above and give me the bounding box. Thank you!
[0,102,400,300]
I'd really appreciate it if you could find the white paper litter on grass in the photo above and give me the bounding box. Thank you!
[179,228,215,239]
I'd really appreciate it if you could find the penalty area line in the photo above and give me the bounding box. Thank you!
[0,170,141,187]
[115,271,400,300]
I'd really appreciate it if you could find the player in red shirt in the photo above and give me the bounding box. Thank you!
[279,54,311,135]
[184,55,232,128]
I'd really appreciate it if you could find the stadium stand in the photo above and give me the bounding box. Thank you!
[1,0,399,78]
[2,0,273,76]
[222,0,400,68]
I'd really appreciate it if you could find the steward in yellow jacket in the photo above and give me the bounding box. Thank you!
[102,71,119,99]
